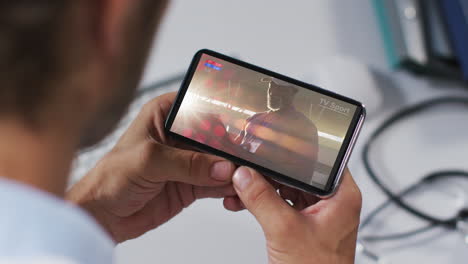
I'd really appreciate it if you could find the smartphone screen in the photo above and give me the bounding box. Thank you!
[165,50,365,196]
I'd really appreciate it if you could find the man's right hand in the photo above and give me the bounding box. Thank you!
[225,167,362,264]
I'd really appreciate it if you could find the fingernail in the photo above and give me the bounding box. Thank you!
[211,161,233,181]
[233,167,252,191]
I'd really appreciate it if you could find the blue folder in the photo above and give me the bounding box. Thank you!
[440,0,468,81]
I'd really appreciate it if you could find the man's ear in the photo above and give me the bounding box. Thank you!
[64,0,138,116]
[87,0,136,58]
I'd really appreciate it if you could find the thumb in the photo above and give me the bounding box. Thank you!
[233,167,296,233]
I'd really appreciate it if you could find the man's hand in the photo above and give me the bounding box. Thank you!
[225,167,362,264]
[67,93,236,243]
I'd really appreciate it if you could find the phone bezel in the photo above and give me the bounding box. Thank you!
[164,49,366,196]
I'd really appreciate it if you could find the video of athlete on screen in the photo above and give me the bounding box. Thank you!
[171,54,357,189]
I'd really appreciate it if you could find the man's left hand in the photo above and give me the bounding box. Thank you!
[67,92,236,243]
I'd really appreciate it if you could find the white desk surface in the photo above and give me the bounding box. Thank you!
[109,1,468,263]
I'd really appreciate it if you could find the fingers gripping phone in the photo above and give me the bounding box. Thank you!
[165,50,366,196]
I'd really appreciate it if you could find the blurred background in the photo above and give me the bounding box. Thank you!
[73,0,468,263]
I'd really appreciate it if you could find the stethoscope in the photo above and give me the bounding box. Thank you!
[358,97,468,262]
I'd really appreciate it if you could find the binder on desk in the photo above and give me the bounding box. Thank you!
[372,0,403,68]
[372,0,464,81]
[372,0,429,70]
[419,0,461,80]
[394,0,429,66]
[440,0,468,81]
[421,0,453,60]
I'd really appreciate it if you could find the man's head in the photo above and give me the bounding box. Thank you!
[0,0,168,148]
[264,78,298,111]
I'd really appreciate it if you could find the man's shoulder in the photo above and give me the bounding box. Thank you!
[282,111,318,139]
[288,110,317,128]
[0,257,80,264]
[0,179,114,264]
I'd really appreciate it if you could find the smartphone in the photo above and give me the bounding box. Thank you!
[165,49,366,196]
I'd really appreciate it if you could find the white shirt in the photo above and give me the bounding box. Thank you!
[0,179,114,264]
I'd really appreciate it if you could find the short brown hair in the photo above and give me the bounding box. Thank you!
[0,1,69,118]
